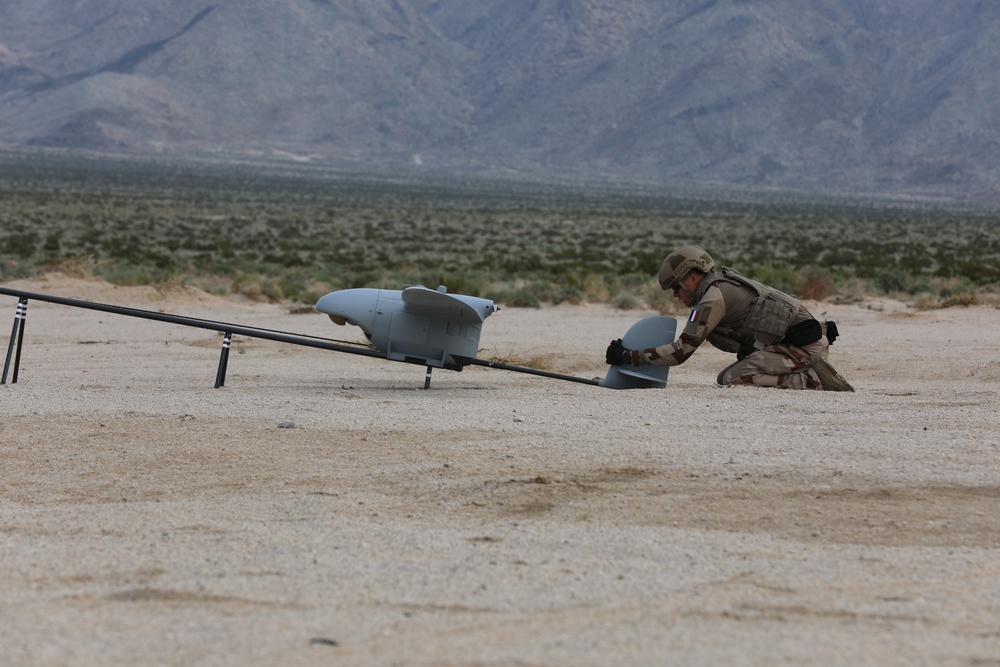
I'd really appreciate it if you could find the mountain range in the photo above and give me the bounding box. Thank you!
[2,0,999,203]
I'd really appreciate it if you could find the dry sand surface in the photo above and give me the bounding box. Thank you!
[2,273,999,666]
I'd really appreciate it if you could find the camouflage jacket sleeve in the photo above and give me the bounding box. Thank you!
[625,285,727,366]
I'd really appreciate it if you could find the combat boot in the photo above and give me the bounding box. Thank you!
[813,358,855,392]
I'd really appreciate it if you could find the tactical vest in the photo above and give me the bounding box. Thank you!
[696,267,802,350]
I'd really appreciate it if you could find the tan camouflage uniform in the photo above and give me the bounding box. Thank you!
[624,272,827,389]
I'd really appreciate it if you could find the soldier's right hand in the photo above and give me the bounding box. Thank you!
[605,339,627,365]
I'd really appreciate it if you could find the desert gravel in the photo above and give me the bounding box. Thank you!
[2,273,999,666]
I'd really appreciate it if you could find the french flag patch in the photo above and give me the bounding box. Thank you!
[689,308,699,323]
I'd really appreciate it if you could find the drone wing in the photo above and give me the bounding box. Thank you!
[401,286,498,323]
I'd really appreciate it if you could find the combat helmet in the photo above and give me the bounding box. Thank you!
[658,245,716,290]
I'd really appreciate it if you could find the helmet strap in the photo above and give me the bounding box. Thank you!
[690,270,720,302]
[679,278,696,302]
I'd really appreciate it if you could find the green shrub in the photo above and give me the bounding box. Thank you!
[496,287,541,308]
[873,269,910,294]
[746,265,798,294]
[610,291,643,310]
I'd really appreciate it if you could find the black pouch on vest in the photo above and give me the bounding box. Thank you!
[825,320,839,345]
[782,318,823,347]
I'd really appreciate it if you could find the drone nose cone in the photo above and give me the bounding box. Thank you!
[315,288,379,335]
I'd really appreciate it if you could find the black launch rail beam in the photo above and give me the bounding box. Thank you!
[0,287,600,389]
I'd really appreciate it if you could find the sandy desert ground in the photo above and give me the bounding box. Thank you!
[1,273,999,667]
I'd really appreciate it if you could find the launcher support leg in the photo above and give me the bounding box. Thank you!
[423,365,433,389]
[12,298,26,383]
[2,298,27,385]
[214,332,232,388]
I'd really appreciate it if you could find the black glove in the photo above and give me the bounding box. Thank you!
[605,338,629,365]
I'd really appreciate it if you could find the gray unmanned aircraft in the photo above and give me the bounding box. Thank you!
[315,284,676,389]
[315,284,498,370]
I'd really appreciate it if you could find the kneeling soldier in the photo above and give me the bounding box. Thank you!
[606,245,853,390]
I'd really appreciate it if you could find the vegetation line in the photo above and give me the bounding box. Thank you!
[1,151,997,313]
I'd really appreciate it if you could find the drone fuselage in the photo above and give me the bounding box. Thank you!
[315,285,499,368]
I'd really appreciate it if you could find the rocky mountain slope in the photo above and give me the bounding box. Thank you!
[1,0,998,201]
